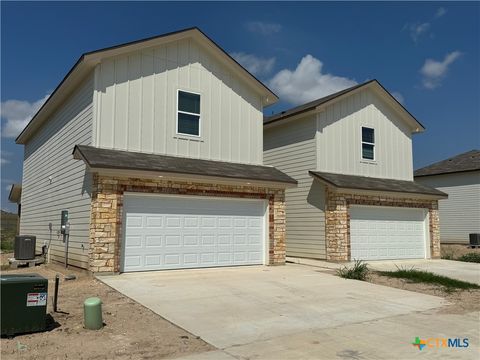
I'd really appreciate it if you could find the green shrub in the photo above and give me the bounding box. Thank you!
[457,253,480,263]
[377,268,480,290]
[337,260,369,281]
[0,234,14,251]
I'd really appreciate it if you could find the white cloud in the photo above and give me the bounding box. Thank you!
[391,92,405,104]
[245,21,282,35]
[420,51,462,89]
[5,185,12,191]
[435,7,447,18]
[405,22,431,43]
[0,157,10,165]
[231,52,275,77]
[404,7,447,43]
[1,94,49,138]
[269,55,357,105]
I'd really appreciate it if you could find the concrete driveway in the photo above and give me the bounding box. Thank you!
[100,265,479,359]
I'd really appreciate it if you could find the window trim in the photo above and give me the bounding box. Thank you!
[176,89,202,138]
[361,126,375,161]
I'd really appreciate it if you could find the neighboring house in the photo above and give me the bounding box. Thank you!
[415,150,480,244]
[8,184,22,235]
[264,80,447,261]
[16,27,296,273]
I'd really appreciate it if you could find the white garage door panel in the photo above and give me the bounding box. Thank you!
[350,206,427,261]
[123,195,265,272]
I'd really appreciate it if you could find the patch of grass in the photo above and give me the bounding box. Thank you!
[337,260,369,281]
[457,252,480,263]
[377,268,480,290]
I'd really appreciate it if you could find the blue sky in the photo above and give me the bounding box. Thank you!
[1,1,479,211]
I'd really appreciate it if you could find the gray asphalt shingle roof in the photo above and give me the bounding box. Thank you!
[310,171,447,197]
[263,81,375,125]
[263,80,424,130]
[73,145,297,185]
[414,150,480,177]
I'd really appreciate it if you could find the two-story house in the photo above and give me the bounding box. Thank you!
[16,28,296,273]
[264,80,447,262]
[415,150,480,245]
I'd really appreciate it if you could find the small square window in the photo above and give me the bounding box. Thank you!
[361,127,375,160]
[177,90,200,136]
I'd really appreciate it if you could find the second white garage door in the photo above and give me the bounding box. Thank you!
[350,206,428,261]
[122,195,266,272]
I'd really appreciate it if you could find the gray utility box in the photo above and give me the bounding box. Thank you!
[14,235,36,260]
[1,274,48,336]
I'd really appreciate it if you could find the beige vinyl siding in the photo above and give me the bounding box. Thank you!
[94,37,264,165]
[317,88,414,181]
[20,75,94,269]
[264,116,326,259]
[416,171,480,243]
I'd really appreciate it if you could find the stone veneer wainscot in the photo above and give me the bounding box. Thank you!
[89,174,286,273]
[325,189,440,261]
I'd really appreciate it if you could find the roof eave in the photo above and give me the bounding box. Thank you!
[264,80,425,134]
[87,166,297,189]
[414,168,480,178]
[73,145,297,188]
[8,184,22,203]
[309,171,448,200]
[17,27,278,144]
[16,56,93,144]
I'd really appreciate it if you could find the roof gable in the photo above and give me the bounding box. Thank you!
[414,150,480,177]
[264,80,425,133]
[16,27,278,144]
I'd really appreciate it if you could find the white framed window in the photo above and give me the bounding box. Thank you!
[361,127,375,161]
[177,90,201,137]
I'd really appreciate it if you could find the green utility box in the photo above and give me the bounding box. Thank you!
[1,274,48,336]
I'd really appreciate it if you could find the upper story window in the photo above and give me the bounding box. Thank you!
[177,90,201,136]
[361,127,375,161]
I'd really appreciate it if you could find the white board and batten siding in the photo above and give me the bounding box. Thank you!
[416,171,480,243]
[93,37,264,165]
[20,75,94,269]
[316,88,414,181]
[264,116,326,259]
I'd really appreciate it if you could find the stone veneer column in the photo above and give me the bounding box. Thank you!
[325,189,349,261]
[429,202,441,258]
[89,175,287,272]
[89,174,120,273]
[271,191,286,265]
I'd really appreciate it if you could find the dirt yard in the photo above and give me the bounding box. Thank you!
[368,272,480,314]
[0,263,213,360]
[441,244,480,259]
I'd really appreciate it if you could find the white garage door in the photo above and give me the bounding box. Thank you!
[350,206,427,261]
[122,195,266,272]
